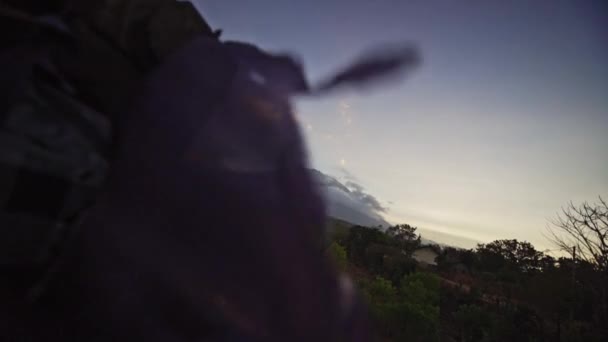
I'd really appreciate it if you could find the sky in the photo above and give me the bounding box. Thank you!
[193,0,608,250]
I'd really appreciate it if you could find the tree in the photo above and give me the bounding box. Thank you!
[364,243,415,281]
[366,276,397,302]
[437,247,477,273]
[400,272,440,307]
[382,251,416,285]
[547,197,608,339]
[326,218,352,246]
[453,304,491,342]
[547,197,608,271]
[476,239,544,274]
[386,224,421,254]
[328,242,348,271]
[522,266,578,341]
[345,225,388,265]
[538,254,556,272]
[366,273,439,341]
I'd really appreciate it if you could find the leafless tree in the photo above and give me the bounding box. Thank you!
[547,197,608,338]
[547,196,608,271]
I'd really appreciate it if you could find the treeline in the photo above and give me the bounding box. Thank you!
[327,222,440,341]
[326,219,607,342]
[439,240,606,342]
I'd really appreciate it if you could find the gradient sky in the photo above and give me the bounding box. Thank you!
[193,0,608,250]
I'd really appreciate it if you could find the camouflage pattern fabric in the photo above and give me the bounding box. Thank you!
[69,0,216,70]
[57,0,216,118]
[0,9,112,299]
[0,0,217,299]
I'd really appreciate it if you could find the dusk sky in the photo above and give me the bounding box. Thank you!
[193,0,608,250]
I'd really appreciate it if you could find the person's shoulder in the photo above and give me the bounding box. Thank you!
[0,9,111,299]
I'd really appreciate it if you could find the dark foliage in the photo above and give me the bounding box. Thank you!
[328,218,607,341]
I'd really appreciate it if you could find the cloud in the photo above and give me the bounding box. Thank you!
[311,169,350,193]
[337,166,357,182]
[310,169,390,227]
[344,180,388,213]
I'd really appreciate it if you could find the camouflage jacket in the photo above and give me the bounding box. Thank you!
[0,0,215,300]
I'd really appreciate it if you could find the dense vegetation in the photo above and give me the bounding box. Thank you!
[325,216,608,342]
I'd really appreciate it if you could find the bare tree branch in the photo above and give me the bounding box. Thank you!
[547,197,608,271]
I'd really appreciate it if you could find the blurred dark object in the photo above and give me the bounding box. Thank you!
[0,0,67,15]
[67,0,216,70]
[0,1,384,341]
[0,0,219,328]
[71,34,370,341]
[0,0,112,297]
[311,43,420,95]
[58,0,217,117]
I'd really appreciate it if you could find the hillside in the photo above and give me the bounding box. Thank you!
[326,221,606,341]
[327,217,441,247]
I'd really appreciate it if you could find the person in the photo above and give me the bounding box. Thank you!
[1,1,244,339]
[1,0,418,340]
[0,0,224,292]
